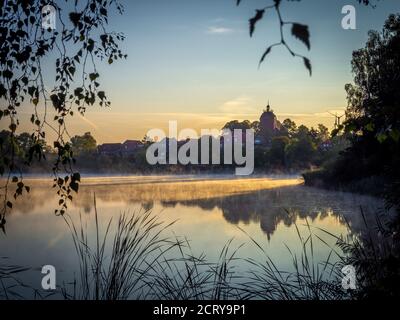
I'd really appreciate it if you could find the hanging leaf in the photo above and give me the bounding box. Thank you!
[291,23,310,50]
[100,7,108,17]
[303,57,312,76]
[69,12,82,27]
[9,123,17,132]
[89,73,99,81]
[70,181,79,193]
[72,172,81,182]
[259,46,273,67]
[98,91,106,100]
[249,10,265,37]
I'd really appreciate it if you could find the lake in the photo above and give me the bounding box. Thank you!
[0,175,386,299]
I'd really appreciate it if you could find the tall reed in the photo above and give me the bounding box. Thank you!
[0,260,30,299]
[62,194,178,300]
[144,237,243,300]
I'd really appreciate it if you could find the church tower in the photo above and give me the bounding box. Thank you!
[259,102,280,144]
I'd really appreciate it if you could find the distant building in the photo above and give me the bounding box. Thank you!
[98,143,123,155]
[258,102,282,145]
[122,140,143,154]
[98,140,143,155]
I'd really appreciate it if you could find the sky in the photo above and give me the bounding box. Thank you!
[14,0,400,143]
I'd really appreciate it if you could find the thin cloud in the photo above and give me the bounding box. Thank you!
[206,26,235,34]
[278,109,346,118]
[219,96,259,114]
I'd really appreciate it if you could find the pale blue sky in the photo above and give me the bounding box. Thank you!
[18,0,400,142]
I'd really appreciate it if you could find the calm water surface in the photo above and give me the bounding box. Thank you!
[0,175,386,297]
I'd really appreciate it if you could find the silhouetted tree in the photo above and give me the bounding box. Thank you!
[222,120,252,131]
[340,14,400,210]
[268,136,289,166]
[282,118,297,138]
[70,132,97,155]
[0,0,126,225]
[286,125,317,168]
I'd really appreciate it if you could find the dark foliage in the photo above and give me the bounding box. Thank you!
[237,0,380,74]
[330,14,400,212]
[0,0,126,229]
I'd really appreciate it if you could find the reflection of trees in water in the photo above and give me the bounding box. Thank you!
[166,187,384,240]
[10,183,384,240]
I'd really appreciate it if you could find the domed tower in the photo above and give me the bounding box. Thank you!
[259,102,279,144]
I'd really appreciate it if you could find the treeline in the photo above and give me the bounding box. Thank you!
[1,118,346,175]
[223,119,346,171]
[0,130,52,174]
